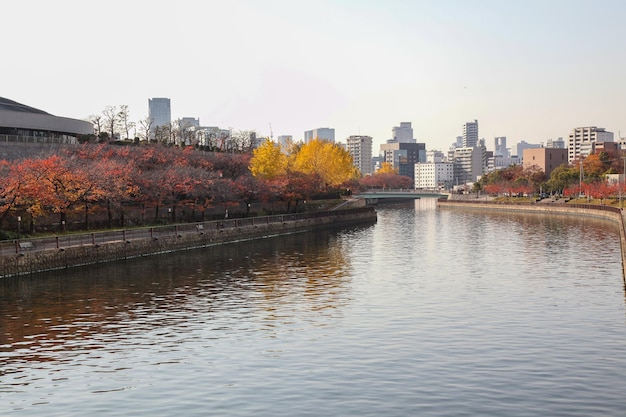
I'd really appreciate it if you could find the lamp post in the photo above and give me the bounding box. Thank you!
[17,216,21,240]
[619,156,626,209]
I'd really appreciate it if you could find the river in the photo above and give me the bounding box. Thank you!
[1,198,625,416]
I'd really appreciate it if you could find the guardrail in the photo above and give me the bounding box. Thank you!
[0,207,375,257]
[438,198,622,213]
[0,134,78,144]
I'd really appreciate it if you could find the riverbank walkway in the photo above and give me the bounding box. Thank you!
[1,209,369,258]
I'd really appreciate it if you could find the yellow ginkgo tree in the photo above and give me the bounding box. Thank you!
[293,139,359,189]
[249,138,288,180]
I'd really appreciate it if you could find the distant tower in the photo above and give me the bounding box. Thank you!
[304,127,335,143]
[463,119,478,147]
[494,136,507,157]
[391,122,416,143]
[148,98,171,137]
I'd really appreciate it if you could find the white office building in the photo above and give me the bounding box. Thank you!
[415,161,454,190]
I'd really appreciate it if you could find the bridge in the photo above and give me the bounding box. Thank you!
[354,189,449,204]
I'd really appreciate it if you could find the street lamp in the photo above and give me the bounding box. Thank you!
[17,216,21,240]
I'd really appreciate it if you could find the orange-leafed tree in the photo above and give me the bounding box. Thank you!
[34,155,102,230]
[92,158,139,228]
[0,160,26,228]
[359,172,413,189]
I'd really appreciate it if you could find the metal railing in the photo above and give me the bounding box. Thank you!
[438,199,622,213]
[0,134,78,144]
[0,207,375,257]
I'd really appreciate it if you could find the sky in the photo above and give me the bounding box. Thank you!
[3,0,625,152]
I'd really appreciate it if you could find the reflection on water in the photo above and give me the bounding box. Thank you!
[1,201,626,417]
[0,230,354,365]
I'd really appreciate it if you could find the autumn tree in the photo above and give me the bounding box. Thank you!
[0,160,30,229]
[359,172,413,189]
[89,114,103,137]
[102,105,118,140]
[138,116,153,142]
[249,139,288,180]
[293,139,359,190]
[117,105,135,140]
[377,162,397,174]
[544,164,578,195]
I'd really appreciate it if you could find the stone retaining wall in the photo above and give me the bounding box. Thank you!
[438,200,626,279]
[0,208,377,278]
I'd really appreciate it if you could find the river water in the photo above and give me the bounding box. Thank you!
[1,198,625,416]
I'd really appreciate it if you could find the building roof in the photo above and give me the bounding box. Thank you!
[0,97,92,136]
[0,97,50,115]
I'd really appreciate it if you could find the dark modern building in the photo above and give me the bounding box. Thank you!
[379,142,426,180]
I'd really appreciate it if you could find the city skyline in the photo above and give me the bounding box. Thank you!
[3,0,624,152]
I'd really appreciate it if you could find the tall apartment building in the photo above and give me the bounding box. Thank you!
[453,146,484,185]
[346,135,373,176]
[568,126,614,162]
[415,161,454,190]
[148,98,171,131]
[390,122,416,143]
[463,119,478,147]
[304,127,335,143]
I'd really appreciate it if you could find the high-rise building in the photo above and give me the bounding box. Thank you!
[463,119,478,148]
[379,142,426,180]
[547,137,565,149]
[304,127,335,143]
[346,135,373,176]
[389,122,416,143]
[148,98,171,138]
[568,126,614,162]
[494,136,508,157]
[453,146,484,185]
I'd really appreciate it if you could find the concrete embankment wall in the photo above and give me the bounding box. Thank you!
[0,208,377,278]
[438,200,626,279]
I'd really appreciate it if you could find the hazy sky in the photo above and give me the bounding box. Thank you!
[3,0,625,152]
